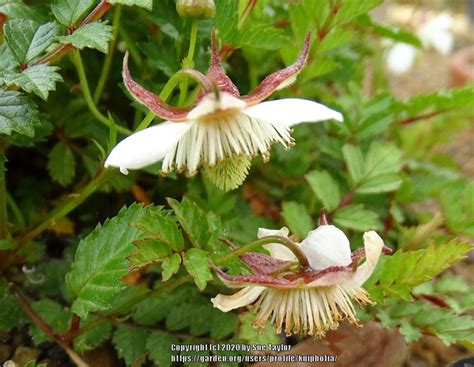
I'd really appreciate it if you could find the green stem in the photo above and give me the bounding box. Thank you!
[6,193,25,231]
[134,72,187,131]
[0,147,7,239]
[17,169,111,246]
[178,20,199,106]
[93,5,122,103]
[71,50,131,135]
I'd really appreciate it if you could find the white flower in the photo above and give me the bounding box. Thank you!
[211,225,391,337]
[386,12,454,75]
[105,32,342,190]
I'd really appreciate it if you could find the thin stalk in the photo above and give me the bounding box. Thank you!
[71,50,131,135]
[134,72,186,131]
[12,285,89,367]
[0,147,7,239]
[178,20,198,106]
[93,5,122,103]
[17,169,111,246]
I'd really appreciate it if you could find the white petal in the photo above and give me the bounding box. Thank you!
[187,92,246,120]
[243,98,343,128]
[104,121,193,173]
[344,231,385,288]
[299,225,352,270]
[386,43,417,75]
[257,227,297,261]
[211,286,265,312]
[257,227,289,238]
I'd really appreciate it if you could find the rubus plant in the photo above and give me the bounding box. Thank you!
[0,0,473,366]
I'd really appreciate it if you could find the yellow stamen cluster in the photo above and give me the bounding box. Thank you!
[252,285,373,337]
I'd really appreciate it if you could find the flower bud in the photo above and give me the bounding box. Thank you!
[176,0,216,20]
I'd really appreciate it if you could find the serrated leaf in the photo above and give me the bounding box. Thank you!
[238,312,280,344]
[65,204,152,319]
[167,197,209,249]
[365,241,473,302]
[132,286,189,325]
[112,325,150,366]
[183,249,212,291]
[399,319,422,342]
[238,25,288,50]
[26,22,60,63]
[47,141,75,186]
[128,239,172,271]
[0,90,40,137]
[342,144,364,183]
[357,173,403,194]
[0,2,49,24]
[73,319,112,353]
[306,170,341,211]
[210,311,238,340]
[147,331,178,367]
[29,299,71,345]
[332,0,383,25]
[333,204,381,231]
[281,201,313,240]
[4,18,38,64]
[108,0,152,10]
[58,21,113,53]
[51,0,95,26]
[131,207,184,251]
[0,294,23,332]
[214,0,238,43]
[166,302,195,330]
[3,65,63,100]
[161,253,181,282]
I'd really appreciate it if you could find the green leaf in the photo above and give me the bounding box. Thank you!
[26,22,60,63]
[344,141,403,194]
[131,207,184,251]
[333,204,381,231]
[73,319,112,353]
[281,201,313,239]
[112,325,150,366]
[342,144,365,183]
[357,173,403,194]
[306,170,341,211]
[161,253,181,282]
[58,21,113,53]
[183,248,213,291]
[238,25,288,50]
[238,313,280,344]
[0,294,23,332]
[4,19,38,64]
[128,239,172,271]
[0,90,40,137]
[365,241,473,302]
[3,65,63,100]
[332,0,383,25]
[167,197,209,249]
[108,0,153,10]
[147,331,178,367]
[399,319,422,342]
[29,299,71,345]
[65,204,152,319]
[47,142,75,186]
[132,286,189,325]
[51,0,95,26]
[210,311,238,340]
[0,2,48,24]
[214,0,238,43]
